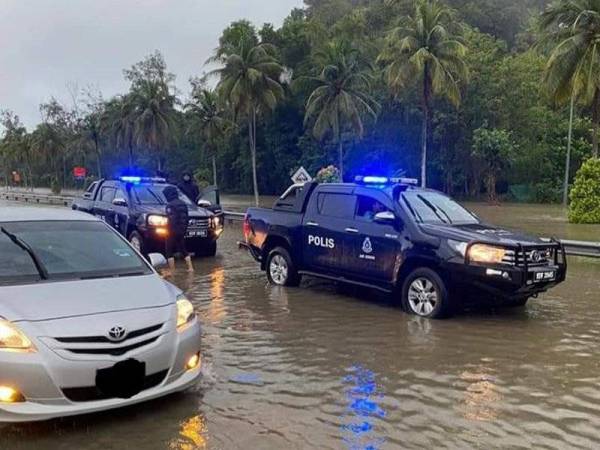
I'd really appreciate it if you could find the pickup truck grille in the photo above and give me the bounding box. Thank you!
[502,248,554,267]
[188,218,209,229]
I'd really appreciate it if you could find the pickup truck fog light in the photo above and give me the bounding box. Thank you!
[0,386,25,403]
[155,227,169,237]
[469,244,506,264]
[186,353,201,371]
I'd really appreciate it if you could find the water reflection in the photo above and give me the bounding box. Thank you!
[459,369,501,422]
[168,415,208,450]
[207,267,226,324]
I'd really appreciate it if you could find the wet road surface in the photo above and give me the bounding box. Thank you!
[1,202,600,448]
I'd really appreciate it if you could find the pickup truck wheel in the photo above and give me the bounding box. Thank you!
[266,247,301,287]
[402,268,450,319]
[129,231,145,255]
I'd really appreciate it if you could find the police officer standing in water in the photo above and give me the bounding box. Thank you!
[163,186,194,273]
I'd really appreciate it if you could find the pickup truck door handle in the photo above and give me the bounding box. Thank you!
[306,221,319,227]
[345,228,359,234]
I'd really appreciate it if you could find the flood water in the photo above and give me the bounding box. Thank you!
[2,201,600,449]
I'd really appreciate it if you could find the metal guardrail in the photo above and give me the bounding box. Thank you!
[561,240,600,258]
[3,192,600,258]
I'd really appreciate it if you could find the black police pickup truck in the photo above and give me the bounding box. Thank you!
[240,177,567,319]
[72,176,224,257]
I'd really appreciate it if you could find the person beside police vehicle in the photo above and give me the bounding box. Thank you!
[163,186,194,273]
[178,172,200,203]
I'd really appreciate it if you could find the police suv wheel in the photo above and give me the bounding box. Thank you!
[402,268,450,319]
[266,247,300,287]
[129,231,145,255]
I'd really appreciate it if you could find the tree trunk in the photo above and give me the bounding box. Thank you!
[249,108,259,207]
[487,174,497,203]
[212,153,218,187]
[593,88,600,158]
[563,94,575,206]
[421,66,431,188]
[338,139,344,182]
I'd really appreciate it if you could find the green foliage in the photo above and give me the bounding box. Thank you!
[569,158,600,223]
[472,127,515,201]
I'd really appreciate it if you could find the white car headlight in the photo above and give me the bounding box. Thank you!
[148,215,169,227]
[0,319,35,352]
[176,296,195,330]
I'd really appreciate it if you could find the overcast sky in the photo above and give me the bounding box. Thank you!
[0,0,303,128]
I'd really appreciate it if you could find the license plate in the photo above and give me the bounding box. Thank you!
[534,270,556,283]
[186,229,207,238]
[96,359,146,399]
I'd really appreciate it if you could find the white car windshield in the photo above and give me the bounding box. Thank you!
[402,191,479,225]
[0,221,152,285]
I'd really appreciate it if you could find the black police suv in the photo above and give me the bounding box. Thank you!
[72,176,224,257]
[240,177,567,319]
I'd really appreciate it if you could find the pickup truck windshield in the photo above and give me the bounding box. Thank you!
[402,191,479,225]
[133,186,193,206]
[0,221,151,285]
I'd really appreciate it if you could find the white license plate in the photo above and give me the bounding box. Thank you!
[186,230,207,238]
[534,271,556,283]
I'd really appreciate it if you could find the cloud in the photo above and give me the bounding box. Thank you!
[0,0,303,128]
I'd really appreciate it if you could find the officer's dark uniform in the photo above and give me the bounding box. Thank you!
[163,186,189,259]
[178,174,200,204]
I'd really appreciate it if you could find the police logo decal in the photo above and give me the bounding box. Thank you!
[362,238,373,254]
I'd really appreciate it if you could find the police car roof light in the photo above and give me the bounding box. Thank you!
[119,176,167,184]
[362,176,390,184]
[390,177,419,186]
[120,176,142,184]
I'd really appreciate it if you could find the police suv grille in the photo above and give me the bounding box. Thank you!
[188,218,209,229]
[54,323,163,344]
[61,370,168,402]
[502,248,554,267]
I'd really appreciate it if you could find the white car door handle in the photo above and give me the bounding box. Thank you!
[306,221,319,227]
[345,228,359,234]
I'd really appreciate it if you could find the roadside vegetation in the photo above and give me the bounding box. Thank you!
[1,0,599,217]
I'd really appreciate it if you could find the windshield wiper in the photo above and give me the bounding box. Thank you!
[417,195,453,224]
[1,227,49,280]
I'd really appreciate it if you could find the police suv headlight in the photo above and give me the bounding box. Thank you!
[176,295,195,331]
[148,215,169,227]
[212,216,221,228]
[468,244,507,264]
[0,319,35,352]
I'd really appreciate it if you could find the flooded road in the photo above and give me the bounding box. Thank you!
[2,202,600,449]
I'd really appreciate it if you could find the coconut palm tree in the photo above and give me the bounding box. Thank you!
[539,0,600,207]
[101,96,136,169]
[303,40,379,180]
[185,88,231,186]
[210,37,284,206]
[129,80,177,171]
[378,0,468,187]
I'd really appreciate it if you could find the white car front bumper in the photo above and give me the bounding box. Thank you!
[0,315,201,423]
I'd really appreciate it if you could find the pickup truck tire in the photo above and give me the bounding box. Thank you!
[402,268,451,319]
[266,247,301,287]
[129,231,145,255]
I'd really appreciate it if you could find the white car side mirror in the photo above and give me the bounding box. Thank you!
[148,253,168,269]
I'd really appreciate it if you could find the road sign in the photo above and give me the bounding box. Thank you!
[291,167,312,184]
[73,167,87,179]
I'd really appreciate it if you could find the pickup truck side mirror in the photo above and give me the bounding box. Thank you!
[112,197,128,207]
[374,211,397,224]
[197,199,212,207]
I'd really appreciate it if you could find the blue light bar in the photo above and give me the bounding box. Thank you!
[362,176,390,184]
[120,176,142,184]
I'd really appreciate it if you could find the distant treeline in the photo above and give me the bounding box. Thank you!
[1,0,598,204]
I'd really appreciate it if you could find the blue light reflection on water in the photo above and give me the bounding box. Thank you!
[341,365,387,450]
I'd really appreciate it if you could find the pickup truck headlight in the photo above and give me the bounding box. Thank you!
[468,244,507,264]
[0,319,35,352]
[176,296,195,330]
[212,216,221,228]
[148,215,169,227]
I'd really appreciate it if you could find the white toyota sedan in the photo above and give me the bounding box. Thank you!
[0,206,201,422]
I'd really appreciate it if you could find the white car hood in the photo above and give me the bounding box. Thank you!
[0,275,179,322]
